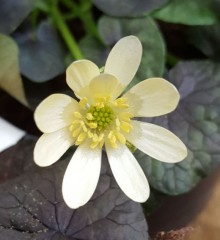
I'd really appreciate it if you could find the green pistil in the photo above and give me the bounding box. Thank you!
[87,105,114,129]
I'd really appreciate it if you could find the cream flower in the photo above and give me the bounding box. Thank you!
[34,36,187,209]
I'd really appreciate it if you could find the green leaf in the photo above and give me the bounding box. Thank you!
[0,0,34,34]
[80,16,165,85]
[14,20,66,82]
[187,25,220,60]
[154,0,220,25]
[135,61,220,195]
[0,34,27,106]
[91,0,167,17]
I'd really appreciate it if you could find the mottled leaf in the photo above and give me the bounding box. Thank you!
[14,20,66,82]
[91,0,167,17]
[187,25,220,60]
[0,0,34,34]
[0,138,148,239]
[0,34,27,106]
[154,0,220,25]
[80,16,165,85]
[135,61,220,195]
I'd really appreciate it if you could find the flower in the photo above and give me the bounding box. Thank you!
[34,36,187,209]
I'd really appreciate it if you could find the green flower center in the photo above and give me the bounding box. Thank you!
[87,105,114,130]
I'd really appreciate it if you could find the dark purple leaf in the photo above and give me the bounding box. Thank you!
[0,137,148,239]
[14,20,66,82]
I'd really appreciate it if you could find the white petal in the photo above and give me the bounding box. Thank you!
[105,36,142,93]
[89,73,123,101]
[106,143,149,202]
[34,128,74,167]
[126,120,187,163]
[62,143,102,209]
[124,78,180,117]
[34,94,79,133]
[66,60,100,98]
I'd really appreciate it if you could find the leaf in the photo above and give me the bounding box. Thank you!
[80,16,165,85]
[0,136,37,183]
[79,35,107,67]
[187,25,220,60]
[91,0,167,17]
[0,138,149,239]
[0,0,34,34]
[154,0,220,25]
[14,20,66,82]
[135,61,220,195]
[0,34,27,106]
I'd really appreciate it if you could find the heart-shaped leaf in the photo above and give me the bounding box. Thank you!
[135,61,220,195]
[154,0,220,25]
[14,20,66,82]
[91,0,167,17]
[0,34,27,106]
[0,137,149,239]
[0,0,34,34]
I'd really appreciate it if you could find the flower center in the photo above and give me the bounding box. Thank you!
[69,97,133,149]
[86,105,114,130]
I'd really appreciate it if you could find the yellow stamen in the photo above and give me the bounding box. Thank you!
[86,113,93,120]
[72,128,81,138]
[116,132,126,144]
[121,121,133,133]
[74,112,83,119]
[88,122,97,129]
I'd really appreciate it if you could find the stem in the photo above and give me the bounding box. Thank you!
[51,1,83,59]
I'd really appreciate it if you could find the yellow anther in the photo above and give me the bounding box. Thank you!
[90,141,99,149]
[86,113,93,120]
[93,134,99,142]
[115,118,120,127]
[69,125,74,132]
[88,122,97,129]
[71,120,81,126]
[98,133,104,141]
[76,132,87,144]
[116,132,126,144]
[72,128,81,138]
[121,121,133,133]
[114,98,129,108]
[120,112,133,121]
[88,131,93,138]
[110,134,116,144]
[73,112,83,119]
